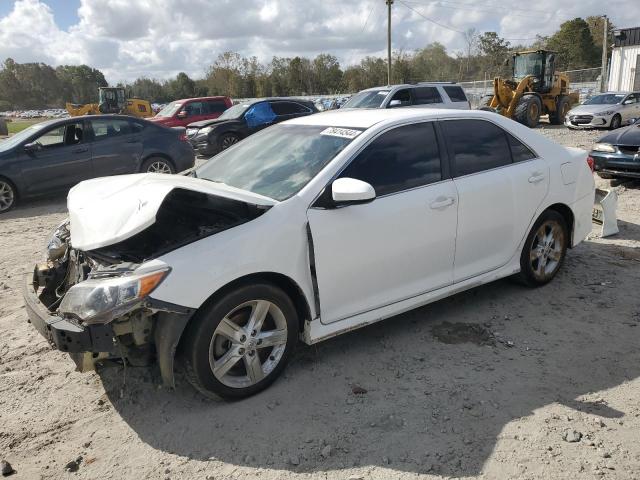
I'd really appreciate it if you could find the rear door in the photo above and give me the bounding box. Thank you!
[410,86,443,108]
[441,85,470,109]
[441,118,548,282]
[88,118,143,177]
[20,120,93,195]
[270,101,314,123]
[204,99,229,119]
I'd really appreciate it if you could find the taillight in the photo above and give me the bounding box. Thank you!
[587,156,595,172]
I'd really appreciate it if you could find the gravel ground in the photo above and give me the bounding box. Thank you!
[1,125,640,480]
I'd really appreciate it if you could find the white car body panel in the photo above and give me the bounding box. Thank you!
[67,173,275,250]
[69,109,594,346]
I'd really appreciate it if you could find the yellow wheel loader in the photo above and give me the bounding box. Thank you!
[480,50,579,128]
[66,87,153,118]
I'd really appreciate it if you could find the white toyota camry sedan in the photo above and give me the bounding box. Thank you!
[24,109,595,399]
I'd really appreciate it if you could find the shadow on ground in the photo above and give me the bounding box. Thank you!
[99,237,640,477]
[2,194,67,221]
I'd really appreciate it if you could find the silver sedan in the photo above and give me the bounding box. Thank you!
[565,92,640,129]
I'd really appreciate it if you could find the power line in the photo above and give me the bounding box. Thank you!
[405,0,549,16]
[398,0,465,35]
[361,0,378,33]
[403,0,550,20]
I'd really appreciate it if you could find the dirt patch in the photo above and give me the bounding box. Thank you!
[431,321,496,346]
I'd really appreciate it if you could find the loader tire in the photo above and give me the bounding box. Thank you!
[549,96,570,125]
[478,95,494,109]
[514,95,541,128]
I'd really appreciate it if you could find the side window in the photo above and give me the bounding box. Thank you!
[508,134,536,162]
[270,102,310,115]
[442,86,468,103]
[205,100,228,114]
[389,89,412,106]
[245,102,276,128]
[339,122,442,196]
[90,119,133,141]
[185,101,203,116]
[413,87,442,105]
[36,122,84,148]
[442,119,512,176]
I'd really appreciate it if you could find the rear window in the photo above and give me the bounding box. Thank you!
[443,86,468,102]
[412,87,442,105]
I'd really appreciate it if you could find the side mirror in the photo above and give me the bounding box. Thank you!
[24,141,42,153]
[331,178,376,205]
[177,110,188,118]
[388,99,402,108]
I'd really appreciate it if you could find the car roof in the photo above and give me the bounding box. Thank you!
[359,83,460,93]
[287,108,496,129]
[175,96,230,102]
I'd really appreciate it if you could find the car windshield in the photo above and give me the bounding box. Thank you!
[217,103,251,120]
[195,124,361,201]
[156,101,183,117]
[583,94,625,105]
[342,90,389,108]
[0,122,48,152]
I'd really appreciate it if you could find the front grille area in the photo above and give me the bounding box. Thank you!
[570,115,594,124]
[618,145,640,156]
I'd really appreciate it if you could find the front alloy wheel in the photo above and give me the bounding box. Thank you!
[0,180,16,213]
[182,284,298,399]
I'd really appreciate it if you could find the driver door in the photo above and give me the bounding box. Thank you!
[307,122,457,324]
[19,120,93,195]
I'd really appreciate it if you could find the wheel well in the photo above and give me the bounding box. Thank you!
[545,203,574,246]
[187,272,312,334]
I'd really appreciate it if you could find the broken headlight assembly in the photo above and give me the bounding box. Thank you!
[46,219,70,262]
[58,268,170,324]
[592,143,616,153]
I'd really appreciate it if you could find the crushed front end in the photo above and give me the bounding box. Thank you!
[23,220,189,383]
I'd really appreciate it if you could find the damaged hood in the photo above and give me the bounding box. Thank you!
[68,173,276,251]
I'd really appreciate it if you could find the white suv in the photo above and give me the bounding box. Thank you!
[342,83,470,110]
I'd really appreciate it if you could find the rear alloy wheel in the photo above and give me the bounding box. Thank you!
[219,133,240,151]
[141,157,174,174]
[518,210,568,286]
[609,114,621,130]
[182,284,298,399]
[0,180,16,213]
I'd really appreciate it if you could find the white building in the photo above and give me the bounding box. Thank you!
[608,27,640,91]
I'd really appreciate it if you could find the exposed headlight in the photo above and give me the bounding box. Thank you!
[186,128,198,137]
[46,219,70,262]
[592,143,616,153]
[59,268,170,324]
[199,126,213,135]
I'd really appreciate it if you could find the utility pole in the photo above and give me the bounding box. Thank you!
[387,0,394,86]
[601,15,608,92]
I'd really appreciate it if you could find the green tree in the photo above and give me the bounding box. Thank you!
[547,18,600,70]
[166,72,196,99]
[477,32,511,76]
[55,64,107,104]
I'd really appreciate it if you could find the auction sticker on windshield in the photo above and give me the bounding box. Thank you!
[320,127,362,139]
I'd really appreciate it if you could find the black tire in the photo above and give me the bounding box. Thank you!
[219,132,240,151]
[0,177,17,213]
[478,95,494,109]
[518,210,569,287]
[181,283,299,400]
[514,95,542,128]
[141,157,175,174]
[609,114,621,130]
[549,96,570,125]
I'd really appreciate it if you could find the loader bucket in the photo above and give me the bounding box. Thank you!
[592,188,619,237]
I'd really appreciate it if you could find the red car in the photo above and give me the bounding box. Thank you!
[149,96,233,128]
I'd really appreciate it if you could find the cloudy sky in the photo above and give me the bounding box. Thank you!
[0,0,639,83]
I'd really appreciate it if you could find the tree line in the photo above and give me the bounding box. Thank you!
[0,16,610,109]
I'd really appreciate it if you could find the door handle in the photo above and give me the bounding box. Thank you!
[429,196,455,209]
[72,147,88,154]
[528,172,545,183]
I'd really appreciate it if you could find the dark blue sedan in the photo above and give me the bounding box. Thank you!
[0,115,195,212]
[590,118,640,181]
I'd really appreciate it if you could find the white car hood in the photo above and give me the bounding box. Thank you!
[569,104,618,115]
[68,173,276,250]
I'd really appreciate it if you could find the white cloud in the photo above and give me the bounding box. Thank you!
[1,0,639,83]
